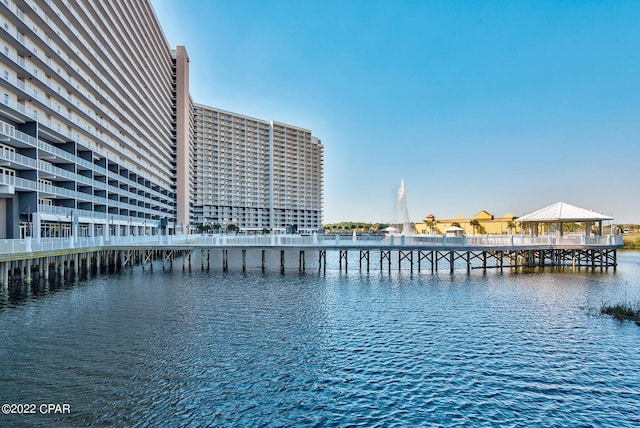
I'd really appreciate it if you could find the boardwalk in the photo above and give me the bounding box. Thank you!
[0,232,623,255]
[0,233,624,284]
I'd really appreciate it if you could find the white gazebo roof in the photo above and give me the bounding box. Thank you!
[517,202,613,223]
[445,226,465,231]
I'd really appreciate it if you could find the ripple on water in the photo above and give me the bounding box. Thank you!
[1,260,640,426]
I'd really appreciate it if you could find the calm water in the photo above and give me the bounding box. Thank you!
[1,251,640,427]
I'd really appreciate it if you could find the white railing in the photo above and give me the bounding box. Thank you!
[0,233,624,258]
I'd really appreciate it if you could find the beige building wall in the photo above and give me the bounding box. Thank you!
[415,211,521,235]
[173,46,193,233]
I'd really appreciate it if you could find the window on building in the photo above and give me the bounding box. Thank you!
[3,93,8,104]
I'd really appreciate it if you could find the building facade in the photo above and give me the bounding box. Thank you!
[0,0,321,239]
[414,211,521,235]
[0,0,192,239]
[194,104,323,233]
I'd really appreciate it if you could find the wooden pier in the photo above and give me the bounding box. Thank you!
[325,246,618,273]
[0,233,624,285]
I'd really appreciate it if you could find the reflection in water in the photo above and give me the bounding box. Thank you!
[1,252,640,427]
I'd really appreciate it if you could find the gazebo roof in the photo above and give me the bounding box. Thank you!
[517,202,613,223]
[445,226,464,231]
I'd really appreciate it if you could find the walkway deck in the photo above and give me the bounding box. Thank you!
[0,233,624,284]
[0,232,624,259]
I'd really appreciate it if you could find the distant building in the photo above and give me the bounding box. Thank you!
[193,105,323,233]
[415,211,520,235]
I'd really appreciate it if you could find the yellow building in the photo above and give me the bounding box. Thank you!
[414,211,521,235]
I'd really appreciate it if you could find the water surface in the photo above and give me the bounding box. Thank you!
[1,252,639,426]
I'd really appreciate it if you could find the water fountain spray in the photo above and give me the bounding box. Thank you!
[397,179,413,235]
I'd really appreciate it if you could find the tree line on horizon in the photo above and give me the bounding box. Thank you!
[323,222,407,233]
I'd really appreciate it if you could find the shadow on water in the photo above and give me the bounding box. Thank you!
[0,257,121,309]
[2,271,78,309]
[0,255,282,309]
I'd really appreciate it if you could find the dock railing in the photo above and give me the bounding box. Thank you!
[0,233,624,258]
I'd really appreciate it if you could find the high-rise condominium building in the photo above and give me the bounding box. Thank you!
[0,0,321,239]
[194,104,323,233]
[0,0,192,239]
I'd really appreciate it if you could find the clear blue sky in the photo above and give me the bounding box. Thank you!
[152,0,640,224]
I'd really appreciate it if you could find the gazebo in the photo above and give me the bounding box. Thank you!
[381,226,399,236]
[517,202,613,237]
[445,226,464,237]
